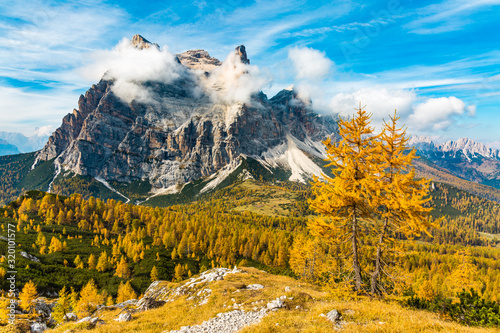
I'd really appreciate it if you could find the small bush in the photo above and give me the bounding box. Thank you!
[405,288,500,327]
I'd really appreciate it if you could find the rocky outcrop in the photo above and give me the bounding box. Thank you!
[176,50,222,72]
[37,80,109,161]
[131,34,159,50]
[30,322,47,333]
[269,88,338,142]
[138,267,241,307]
[235,45,249,64]
[136,297,166,311]
[266,297,284,310]
[20,251,41,263]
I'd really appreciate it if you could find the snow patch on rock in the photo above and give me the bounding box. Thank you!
[260,135,324,183]
[95,176,130,203]
[200,159,242,193]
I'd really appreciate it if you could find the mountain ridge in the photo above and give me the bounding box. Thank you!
[410,135,500,189]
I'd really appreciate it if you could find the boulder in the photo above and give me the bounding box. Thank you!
[20,251,41,263]
[30,322,47,333]
[136,297,166,311]
[34,299,53,318]
[115,299,138,308]
[326,309,342,323]
[76,316,102,328]
[115,311,133,322]
[267,297,284,310]
[63,312,78,321]
[246,284,264,290]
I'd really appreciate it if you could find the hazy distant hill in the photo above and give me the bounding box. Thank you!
[0,130,49,154]
[0,138,19,156]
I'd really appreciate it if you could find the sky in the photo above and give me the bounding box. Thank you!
[0,0,499,147]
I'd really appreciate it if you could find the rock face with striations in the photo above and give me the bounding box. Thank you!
[36,35,338,192]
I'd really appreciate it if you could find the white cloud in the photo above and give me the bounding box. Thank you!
[329,88,475,133]
[33,125,54,137]
[81,39,188,104]
[485,141,500,150]
[0,1,126,76]
[467,104,476,116]
[409,96,467,130]
[81,39,272,105]
[330,88,416,119]
[405,0,500,34]
[288,47,333,81]
[287,46,335,110]
[203,49,272,104]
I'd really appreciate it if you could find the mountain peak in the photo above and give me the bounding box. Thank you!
[235,45,250,64]
[131,34,159,50]
[440,137,499,160]
[176,49,222,72]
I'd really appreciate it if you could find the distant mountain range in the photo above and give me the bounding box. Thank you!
[409,136,500,189]
[0,131,50,156]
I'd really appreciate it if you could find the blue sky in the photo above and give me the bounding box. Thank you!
[0,0,499,147]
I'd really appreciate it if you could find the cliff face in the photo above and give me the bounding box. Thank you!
[36,36,338,191]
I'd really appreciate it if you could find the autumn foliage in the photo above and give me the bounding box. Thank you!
[308,105,434,295]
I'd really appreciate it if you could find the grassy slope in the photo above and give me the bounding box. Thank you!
[0,152,54,205]
[47,267,497,333]
[232,181,301,216]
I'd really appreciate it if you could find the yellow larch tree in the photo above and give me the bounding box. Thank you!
[88,253,96,270]
[150,265,159,282]
[289,235,328,281]
[116,281,137,303]
[174,263,185,282]
[115,256,130,279]
[0,299,9,324]
[370,111,434,295]
[52,286,71,323]
[76,279,104,316]
[19,280,38,316]
[309,103,381,292]
[96,251,109,272]
[74,255,84,269]
[48,236,63,253]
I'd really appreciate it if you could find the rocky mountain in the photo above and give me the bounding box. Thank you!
[0,138,19,156]
[33,35,338,200]
[409,136,500,189]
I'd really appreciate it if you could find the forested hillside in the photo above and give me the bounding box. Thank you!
[1,179,499,303]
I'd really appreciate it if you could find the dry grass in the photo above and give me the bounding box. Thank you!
[241,299,499,333]
[232,181,299,216]
[43,267,499,333]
